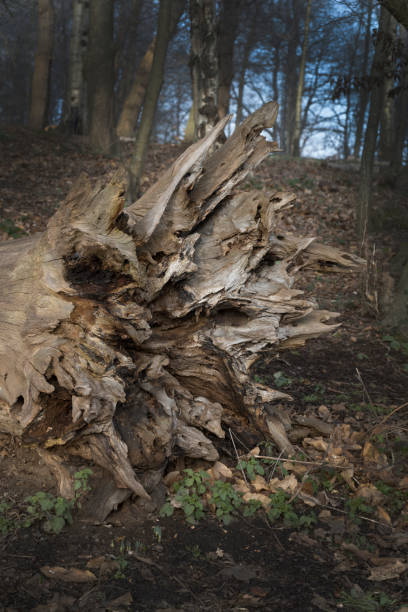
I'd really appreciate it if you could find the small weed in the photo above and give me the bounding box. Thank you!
[0,501,16,535]
[111,539,130,579]
[186,544,202,558]
[209,480,243,524]
[346,497,374,524]
[303,383,326,404]
[152,525,162,543]
[340,587,396,611]
[268,490,316,528]
[375,481,408,517]
[0,218,27,238]
[273,371,293,388]
[160,469,209,524]
[237,456,265,482]
[382,334,408,356]
[254,374,266,384]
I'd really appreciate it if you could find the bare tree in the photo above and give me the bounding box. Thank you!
[190,0,218,139]
[87,0,114,153]
[127,0,184,199]
[291,0,312,157]
[64,0,89,134]
[217,0,241,119]
[29,0,54,130]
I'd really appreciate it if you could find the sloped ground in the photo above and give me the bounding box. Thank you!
[0,126,407,611]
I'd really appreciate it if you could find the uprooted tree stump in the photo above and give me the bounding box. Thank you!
[0,103,362,519]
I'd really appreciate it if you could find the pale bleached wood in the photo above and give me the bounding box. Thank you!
[0,103,363,512]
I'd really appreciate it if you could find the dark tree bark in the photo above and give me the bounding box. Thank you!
[87,0,114,154]
[127,0,184,199]
[190,0,219,139]
[0,104,362,520]
[217,0,241,119]
[357,6,392,243]
[379,0,408,30]
[63,0,89,134]
[29,0,54,130]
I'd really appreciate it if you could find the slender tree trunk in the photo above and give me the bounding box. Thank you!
[354,0,374,159]
[390,27,408,174]
[29,0,54,130]
[217,0,241,119]
[236,2,258,126]
[379,16,397,162]
[128,0,184,199]
[183,101,196,143]
[190,0,219,139]
[284,0,300,155]
[87,0,114,154]
[358,6,392,244]
[64,0,89,134]
[116,38,156,138]
[291,0,312,157]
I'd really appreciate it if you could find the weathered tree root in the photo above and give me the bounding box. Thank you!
[0,103,363,515]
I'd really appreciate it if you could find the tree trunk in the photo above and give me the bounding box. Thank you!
[63,0,89,134]
[353,0,374,159]
[183,101,196,143]
[379,0,408,30]
[217,0,241,119]
[357,6,392,244]
[116,38,156,139]
[291,0,312,158]
[0,103,362,520]
[283,0,300,155]
[87,0,114,154]
[127,0,184,200]
[390,27,408,175]
[235,1,258,126]
[29,0,54,130]
[379,16,397,163]
[190,0,219,139]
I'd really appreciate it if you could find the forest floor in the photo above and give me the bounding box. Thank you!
[0,126,407,612]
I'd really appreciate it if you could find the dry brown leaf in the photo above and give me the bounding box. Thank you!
[40,566,97,582]
[303,436,328,452]
[163,470,180,487]
[377,506,392,525]
[271,473,298,494]
[340,467,355,490]
[251,474,269,491]
[209,461,233,480]
[355,484,384,505]
[362,441,388,467]
[282,460,308,475]
[243,492,271,509]
[368,559,408,581]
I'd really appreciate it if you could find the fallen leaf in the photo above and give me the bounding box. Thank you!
[340,467,356,490]
[304,436,328,451]
[105,592,133,610]
[377,506,392,525]
[243,491,270,509]
[210,461,233,480]
[363,441,388,467]
[40,566,97,583]
[368,559,408,581]
[354,484,383,505]
[251,474,269,491]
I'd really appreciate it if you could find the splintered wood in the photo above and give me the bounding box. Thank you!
[0,103,362,510]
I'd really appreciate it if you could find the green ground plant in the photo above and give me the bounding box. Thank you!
[340,587,396,611]
[1,468,92,536]
[267,490,316,528]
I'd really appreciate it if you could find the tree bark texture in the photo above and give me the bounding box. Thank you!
[87,0,114,154]
[64,0,89,134]
[358,6,392,244]
[127,0,184,200]
[0,104,362,519]
[116,38,156,139]
[379,0,408,30]
[291,0,312,157]
[217,0,241,119]
[353,0,374,159]
[190,0,219,139]
[29,0,54,130]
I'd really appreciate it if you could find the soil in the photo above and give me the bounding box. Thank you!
[0,126,407,611]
